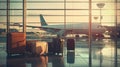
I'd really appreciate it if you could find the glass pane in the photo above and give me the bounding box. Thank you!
[10,3,22,9]
[0,16,6,23]
[0,10,6,15]
[10,10,23,15]
[10,16,23,22]
[27,10,64,16]
[0,3,7,9]
[27,3,64,9]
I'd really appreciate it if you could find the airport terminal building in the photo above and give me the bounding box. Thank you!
[0,0,120,67]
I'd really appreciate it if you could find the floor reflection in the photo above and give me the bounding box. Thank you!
[67,51,75,64]
[0,38,120,67]
[49,56,64,67]
[6,55,65,67]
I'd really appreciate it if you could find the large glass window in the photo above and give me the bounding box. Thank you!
[0,0,120,67]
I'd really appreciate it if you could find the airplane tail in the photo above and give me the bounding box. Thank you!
[40,14,48,26]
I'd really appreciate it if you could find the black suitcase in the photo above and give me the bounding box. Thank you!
[52,38,63,54]
[48,42,54,54]
[67,39,75,50]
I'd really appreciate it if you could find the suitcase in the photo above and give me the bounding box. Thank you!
[26,40,48,55]
[7,32,26,56]
[48,42,54,54]
[52,38,63,54]
[67,39,75,50]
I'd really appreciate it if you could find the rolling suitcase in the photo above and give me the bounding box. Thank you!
[7,32,26,56]
[52,38,63,54]
[48,42,54,54]
[67,39,75,50]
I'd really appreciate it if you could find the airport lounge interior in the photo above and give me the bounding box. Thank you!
[0,0,120,67]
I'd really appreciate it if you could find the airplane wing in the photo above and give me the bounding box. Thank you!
[24,25,41,28]
[40,26,62,33]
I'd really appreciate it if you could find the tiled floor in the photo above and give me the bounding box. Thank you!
[0,38,120,67]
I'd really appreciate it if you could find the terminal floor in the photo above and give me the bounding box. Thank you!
[0,39,120,67]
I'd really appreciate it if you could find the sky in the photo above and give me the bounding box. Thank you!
[26,0,119,26]
[0,0,120,28]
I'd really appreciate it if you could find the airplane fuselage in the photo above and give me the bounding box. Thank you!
[41,23,105,35]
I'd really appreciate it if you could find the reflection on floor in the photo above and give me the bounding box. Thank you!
[0,38,120,67]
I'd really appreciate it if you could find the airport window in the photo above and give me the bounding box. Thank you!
[0,0,120,67]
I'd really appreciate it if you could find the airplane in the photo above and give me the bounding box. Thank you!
[0,14,106,38]
[36,14,105,38]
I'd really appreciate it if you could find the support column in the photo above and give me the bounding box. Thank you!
[23,0,27,33]
[89,0,92,67]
